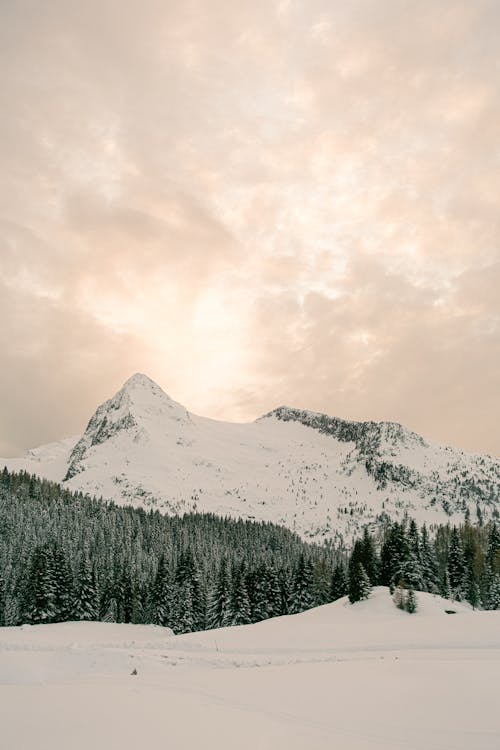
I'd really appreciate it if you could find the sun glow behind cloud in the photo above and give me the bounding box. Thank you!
[0,0,499,456]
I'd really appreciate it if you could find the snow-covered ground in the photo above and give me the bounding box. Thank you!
[1,588,498,749]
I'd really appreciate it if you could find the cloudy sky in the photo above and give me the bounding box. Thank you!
[1,0,499,457]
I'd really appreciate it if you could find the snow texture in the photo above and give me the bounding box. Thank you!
[0,588,498,749]
[2,373,499,542]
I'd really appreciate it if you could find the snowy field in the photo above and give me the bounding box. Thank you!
[0,588,499,750]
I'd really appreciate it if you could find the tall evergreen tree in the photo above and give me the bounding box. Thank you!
[360,528,379,584]
[148,554,170,626]
[51,543,73,621]
[207,557,231,629]
[23,545,57,624]
[0,573,5,626]
[290,555,314,613]
[348,557,371,604]
[72,553,99,621]
[330,563,348,601]
[348,562,371,604]
[448,527,466,600]
[380,523,408,586]
[229,563,251,626]
[420,525,439,592]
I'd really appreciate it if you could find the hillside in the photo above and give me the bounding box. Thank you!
[1,588,498,750]
[2,373,499,543]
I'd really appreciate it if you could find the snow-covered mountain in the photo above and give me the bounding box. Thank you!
[2,373,499,543]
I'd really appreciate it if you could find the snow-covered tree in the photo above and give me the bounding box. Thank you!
[72,553,99,621]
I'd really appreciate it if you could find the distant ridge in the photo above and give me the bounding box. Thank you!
[1,374,499,543]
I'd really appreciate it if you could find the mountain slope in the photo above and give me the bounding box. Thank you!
[2,373,499,543]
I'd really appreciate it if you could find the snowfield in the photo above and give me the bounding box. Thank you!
[1,588,498,749]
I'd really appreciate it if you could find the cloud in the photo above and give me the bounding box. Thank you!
[0,0,499,456]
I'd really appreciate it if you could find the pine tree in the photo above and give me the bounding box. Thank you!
[380,523,408,586]
[229,563,251,626]
[407,520,421,560]
[358,564,372,601]
[0,573,5,626]
[312,558,331,606]
[487,523,500,576]
[360,528,379,584]
[290,555,314,613]
[393,583,405,610]
[207,558,231,629]
[406,588,417,614]
[175,578,195,633]
[486,573,500,610]
[249,564,271,621]
[420,525,439,592]
[51,543,73,622]
[398,552,423,591]
[72,553,99,621]
[3,594,19,626]
[171,551,197,633]
[103,597,118,622]
[348,562,371,604]
[448,527,466,600]
[264,565,283,619]
[277,568,291,616]
[23,545,57,624]
[148,555,171,626]
[330,564,347,601]
[441,569,451,600]
[466,576,480,610]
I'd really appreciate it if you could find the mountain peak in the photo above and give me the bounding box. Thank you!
[122,372,161,391]
[64,374,191,480]
[119,372,172,402]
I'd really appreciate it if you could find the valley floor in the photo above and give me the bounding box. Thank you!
[0,588,499,750]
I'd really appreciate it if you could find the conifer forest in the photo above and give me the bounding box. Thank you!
[0,469,499,632]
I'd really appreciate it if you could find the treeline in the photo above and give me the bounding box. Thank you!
[0,469,340,631]
[346,519,500,609]
[0,469,498,632]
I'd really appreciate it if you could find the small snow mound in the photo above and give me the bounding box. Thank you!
[340,587,473,617]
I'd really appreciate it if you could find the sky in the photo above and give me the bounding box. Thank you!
[1,0,499,458]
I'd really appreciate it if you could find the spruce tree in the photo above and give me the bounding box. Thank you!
[23,545,57,624]
[360,528,379,584]
[207,558,231,629]
[406,588,417,614]
[103,597,118,622]
[441,569,451,600]
[229,563,251,626]
[420,525,439,592]
[148,555,171,626]
[330,564,347,601]
[290,555,314,614]
[448,527,466,600]
[348,562,371,603]
[466,576,480,610]
[249,564,271,621]
[72,553,99,621]
[486,573,500,610]
[51,543,73,622]
[265,565,283,619]
[380,523,408,586]
[0,573,5,626]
